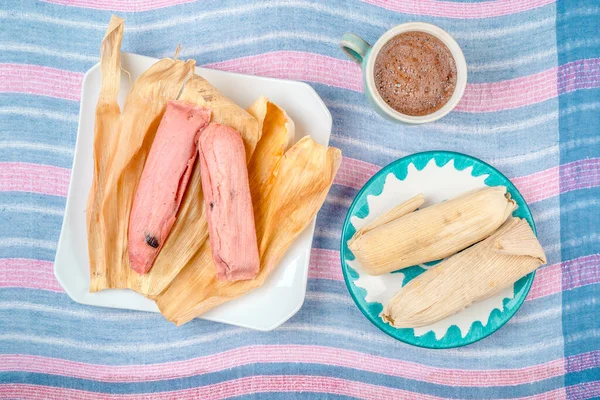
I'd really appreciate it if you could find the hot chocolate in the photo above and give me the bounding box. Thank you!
[373,31,457,116]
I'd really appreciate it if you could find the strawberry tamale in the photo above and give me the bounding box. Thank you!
[198,123,260,281]
[128,101,211,274]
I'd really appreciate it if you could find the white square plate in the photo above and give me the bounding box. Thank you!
[54,53,332,331]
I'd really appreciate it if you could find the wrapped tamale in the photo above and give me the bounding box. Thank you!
[198,123,260,281]
[128,101,211,274]
[348,186,516,275]
[381,218,546,328]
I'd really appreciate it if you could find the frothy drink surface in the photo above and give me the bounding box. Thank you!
[374,32,457,116]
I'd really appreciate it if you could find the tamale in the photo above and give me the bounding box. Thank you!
[348,186,516,275]
[199,123,260,281]
[128,101,211,274]
[382,218,546,328]
[156,135,341,325]
[87,15,123,289]
[134,74,260,295]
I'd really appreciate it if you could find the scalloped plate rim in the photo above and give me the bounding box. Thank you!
[340,150,537,349]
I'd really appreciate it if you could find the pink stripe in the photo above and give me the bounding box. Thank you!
[40,0,196,12]
[7,348,600,387]
[0,64,82,101]
[528,263,562,300]
[333,157,599,202]
[559,59,600,94]
[40,0,553,16]
[512,166,560,203]
[4,57,597,113]
[0,259,63,292]
[208,53,600,113]
[567,381,600,400]
[205,51,364,92]
[567,350,600,374]
[333,156,381,190]
[562,254,600,291]
[361,0,554,18]
[455,68,558,113]
[309,248,342,281]
[0,162,70,197]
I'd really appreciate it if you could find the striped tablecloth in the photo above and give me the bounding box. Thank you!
[1,0,599,399]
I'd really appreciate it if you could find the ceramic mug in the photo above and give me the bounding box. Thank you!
[341,22,467,124]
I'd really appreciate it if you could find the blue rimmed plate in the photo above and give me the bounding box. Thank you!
[340,151,537,349]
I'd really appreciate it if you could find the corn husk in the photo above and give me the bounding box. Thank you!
[348,186,516,275]
[88,14,197,291]
[93,57,196,292]
[156,135,341,325]
[181,74,259,159]
[87,15,123,288]
[130,75,260,295]
[381,218,546,328]
[246,96,295,243]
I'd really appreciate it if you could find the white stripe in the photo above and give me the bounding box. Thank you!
[0,43,96,62]
[469,49,557,73]
[315,227,341,239]
[1,4,580,40]
[0,238,56,251]
[0,10,106,30]
[281,323,565,356]
[566,329,600,345]
[0,330,246,353]
[470,38,600,73]
[452,17,555,41]
[331,102,598,139]
[0,107,78,123]
[130,2,390,32]
[509,306,561,324]
[0,302,154,321]
[561,233,600,250]
[327,101,558,135]
[536,199,600,222]
[0,318,566,355]
[305,292,353,305]
[326,194,353,208]
[564,296,597,311]
[0,204,64,217]
[0,141,74,156]
[179,32,337,57]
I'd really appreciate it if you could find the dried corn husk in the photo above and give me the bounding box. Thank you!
[88,15,197,292]
[180,74,259,159]
[87,15,124,289]
[382,218,546,328]
[131,75,260,295]
[156,135,341,325]
[94,57,195,292]
[246,96,294,243]
[348,186,516,275]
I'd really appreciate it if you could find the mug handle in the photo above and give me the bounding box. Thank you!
[340,33,372,65]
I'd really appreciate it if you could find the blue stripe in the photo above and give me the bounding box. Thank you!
[0,1,560,82]
[0,285,565,368]
[0,367,563,398]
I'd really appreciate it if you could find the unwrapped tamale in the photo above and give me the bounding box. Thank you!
[199,123,260,281]
[128,101,211,274]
